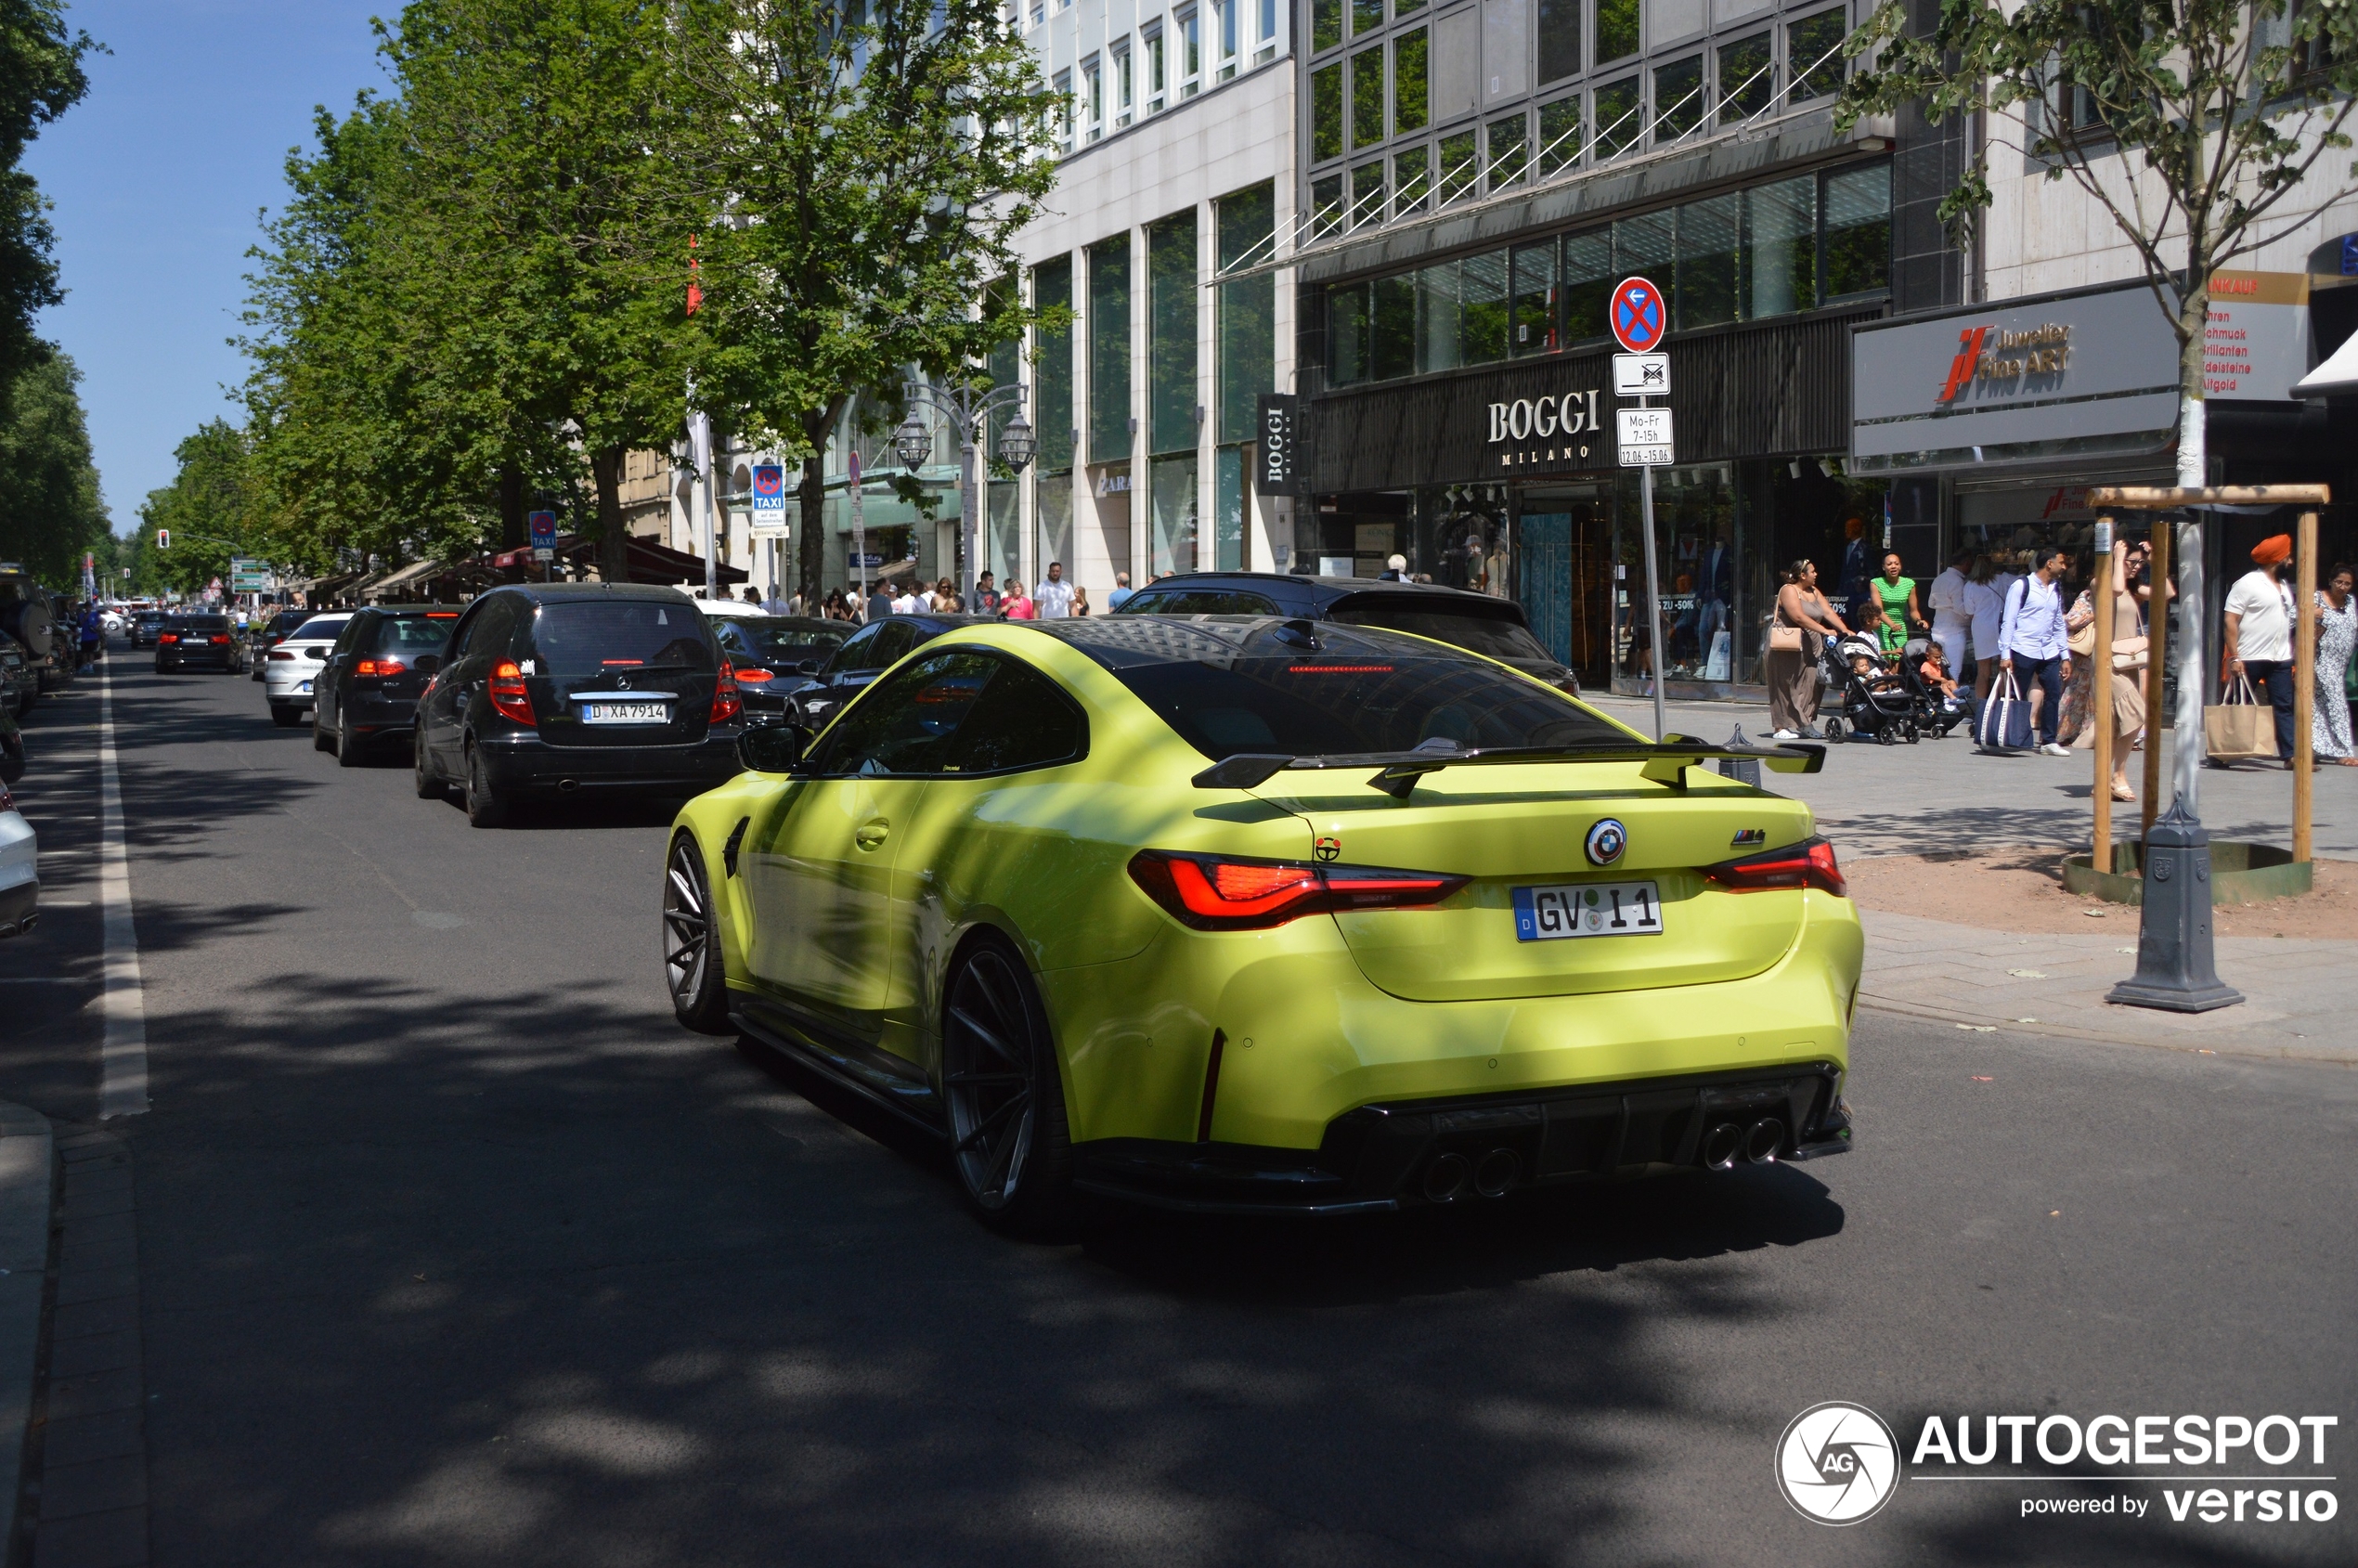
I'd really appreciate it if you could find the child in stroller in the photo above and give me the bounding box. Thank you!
[1909,637,1972,736]
[1821,634,1918,743]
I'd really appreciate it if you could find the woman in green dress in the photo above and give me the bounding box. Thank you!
[1871,552,1923,656]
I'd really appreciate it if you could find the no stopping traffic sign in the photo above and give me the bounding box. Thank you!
[1611,276,1668,354]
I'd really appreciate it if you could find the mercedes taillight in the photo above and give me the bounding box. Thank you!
[709,661,742,725]
[489,659,534,724]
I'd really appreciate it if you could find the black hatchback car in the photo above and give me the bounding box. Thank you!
[312,606,461,765]
[779,612,997,729]
[1111,572,1579,696]
[154,615,247,674]
[129,610,167,648]
[248,606,325,680]
[704,613,854,717]
[413,584,744,826]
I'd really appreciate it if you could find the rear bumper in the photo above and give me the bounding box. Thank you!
[0,875,33,938]
[1074,1068,1851,1215]
[478,730,743,796]
[342,693,421,732]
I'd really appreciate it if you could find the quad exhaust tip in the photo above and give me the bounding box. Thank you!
[1702,1121,1743,1170]
[1704,1118,1787,1169]
[1473,1148,1520,1199]
[1743,1118,1785,1164]
[1422,1152,1471,1203]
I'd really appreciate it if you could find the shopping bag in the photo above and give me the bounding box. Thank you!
[1976,668,2032,751]
[1703,629,1731,680]
[2203,674,2275,761]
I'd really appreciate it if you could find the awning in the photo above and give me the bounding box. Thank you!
[360,559,445,599]
[2292,329,2358,397]
[559,533,748,585]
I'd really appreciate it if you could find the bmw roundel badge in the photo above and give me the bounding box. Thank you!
[1585,819,1627,867]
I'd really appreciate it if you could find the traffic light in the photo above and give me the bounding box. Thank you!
[156,528,170,550]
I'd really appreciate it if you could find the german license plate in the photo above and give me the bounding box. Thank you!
[1512,881,1664,940]
[294,680,312,694]
[580,702,667,725]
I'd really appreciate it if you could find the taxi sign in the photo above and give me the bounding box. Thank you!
[751,463,787,512]
[1610,276,1668,354]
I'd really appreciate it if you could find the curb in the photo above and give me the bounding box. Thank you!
[1855,994,2358,1066]
[0,1101,52,1559]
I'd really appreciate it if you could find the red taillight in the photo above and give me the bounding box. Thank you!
[1702,836,1846,898]
[710,661,743,725]
[157,633,178,644]
[210,634,232,645]
[489,659,534,724]
[734,667,773,683]
[355,657,408,678]
[1127,850,1468,931]
[267,649,296,661]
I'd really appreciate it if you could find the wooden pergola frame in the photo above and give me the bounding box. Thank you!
[2083,485,2331,870]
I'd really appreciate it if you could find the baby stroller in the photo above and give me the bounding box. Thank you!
[1820,634,1919,745]
[1899,633,1972,737]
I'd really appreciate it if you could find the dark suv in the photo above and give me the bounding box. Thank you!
[312,606,460,765]
[155,615,246,674]
[412,584,744,826]
[1112,572,1579,696]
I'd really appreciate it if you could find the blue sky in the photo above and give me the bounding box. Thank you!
[22,0,389,533]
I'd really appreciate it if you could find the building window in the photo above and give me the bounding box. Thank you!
[1372,273,1416,379]
[1180,7,1201,93]
[1312,62,1344,162]
[1789,8,1848,101]
[1718,32,1772,122]
[1394,145,1432,214]
[1054,69,1074,150]
[1596,0,1639,66]
[1083,58,1104,140]
[1311,174,1346,240]
[1511,241,1556,355]
[1353,0,1382,36]
[1677,191,1739,328]
[1822,163,1891,298]
[1594,76,1640,157]
[1438,128,1478,202]
[1216,182,1276,447]
[1147,31,1166,111]
[1538,0,1581,85]
[1033,256,1075,472]
[1217,0,1237,76]
[1313,0,1342,52]
[1486,112,1527,189]
[1352,159,1388,227]
[1417,260,1460,372]
[1116,45,1134,126]
[1537,95,1580,175]
[1351,45,1386,149]
[1654,54,1703,140]
[1393,29,1429,134]
[1257,0,1277,63]
[1561,227,1613,341]
[1461,250,1509,363]
[1744,174,1815,317]
[1330,282,1370,385]
[1147,211,1198,458]
[1088,235,1131,465]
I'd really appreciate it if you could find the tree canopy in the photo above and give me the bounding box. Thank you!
[0,351,104,584]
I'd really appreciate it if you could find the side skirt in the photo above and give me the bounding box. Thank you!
[732,996,946,1137]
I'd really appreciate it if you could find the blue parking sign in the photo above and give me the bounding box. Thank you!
[751,464,786,512]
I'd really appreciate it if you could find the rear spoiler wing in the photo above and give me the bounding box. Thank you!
[1192,736,1825,797]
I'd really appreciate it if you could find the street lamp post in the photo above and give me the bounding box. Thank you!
[896,379,1035,607]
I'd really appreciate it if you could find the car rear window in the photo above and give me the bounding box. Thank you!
[1325,601,1554,663]
[370,616,458,654]
[1120,589,1281,616]
[1062,619,1623,760]
[269,611,316,634]
[172,617,230,632]
[289,616,349,641]
[526,600,715,677]
[725,619,850,659]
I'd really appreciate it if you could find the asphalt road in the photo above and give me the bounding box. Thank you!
[1,646,2353,1567]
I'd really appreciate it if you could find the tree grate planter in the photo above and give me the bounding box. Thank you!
[2062,840,2313,906]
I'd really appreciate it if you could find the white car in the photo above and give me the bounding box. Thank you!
[0,788,33,940]
[263,612,354,727]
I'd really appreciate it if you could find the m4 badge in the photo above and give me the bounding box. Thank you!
[1731,828,1768,847]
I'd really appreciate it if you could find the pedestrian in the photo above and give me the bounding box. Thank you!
[1069,584,1090,617]
[933,576,956,611]
[2088,536,2153,801]
[1962,553,2003,703]
[77,601,102,665]
[1002,579,1037,619]
[1035,562,1074,619]
[1380,553,1407,582]
[1998,544,2075,757]
[975,571,1002,616]
[1767,559,1847,739]
[2220,534,2300,766]
[891,579,923,616]
[2313,563,2356,764]
[1836,517,1872,629]
[1927,547,1976,674]
[866,580,897,622]
[1868,551,1922,656]
[2057,561,2100,747]
[1107,571,1134,610]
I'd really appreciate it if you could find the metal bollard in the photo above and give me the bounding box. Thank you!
[1717,724,1763,787]
[2105,800,2243,1012]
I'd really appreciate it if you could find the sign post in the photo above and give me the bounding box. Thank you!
[1611,276,1672,741]
[849,449,869,611]
[749,463,787,603]
[527,510,558,583]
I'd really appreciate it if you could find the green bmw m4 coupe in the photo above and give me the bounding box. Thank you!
[662,616,1862,1233]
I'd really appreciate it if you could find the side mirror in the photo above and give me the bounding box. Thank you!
[415,654,442,676]
[736,721,812,775]
[796,659,819,674]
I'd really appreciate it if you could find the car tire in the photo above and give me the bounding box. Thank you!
[270,705,303,728]
[335,718,365,768]
[662,834,732,1035]
[413,732,443,798]
[941,932,1078,1238]
[312,711,333,753]
[463,744,510,828]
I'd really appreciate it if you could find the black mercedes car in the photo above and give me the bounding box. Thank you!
[704,613,854,717]
[1110,572,1579,696]
[312,606,460,765]
[412,584,745,826]
[777,612,998,730]
[154,615,247,674]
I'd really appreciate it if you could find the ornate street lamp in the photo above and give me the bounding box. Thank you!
[897,378,1034,606]
[893,415,932,473]
[998,412,1037,473]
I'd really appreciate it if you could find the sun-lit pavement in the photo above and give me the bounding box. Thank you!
[0,653,2351,1567]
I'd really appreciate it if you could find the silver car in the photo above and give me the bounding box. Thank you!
[263,612,354,728]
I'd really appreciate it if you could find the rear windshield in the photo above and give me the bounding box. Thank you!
[1071,620,1624,760]
[171,617,229,632]
[1325,601,1554,664]
[526,601,714,678]
[370,616,458,654]
[268,610,317,633]
[726,619,850,659]
[289,616,349,641]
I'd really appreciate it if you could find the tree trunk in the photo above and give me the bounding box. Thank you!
[590,446,630,584]
[499,464,526,551]
[796,447,827,604]
[2176,286,2209,488]
[2170,283,2211,809]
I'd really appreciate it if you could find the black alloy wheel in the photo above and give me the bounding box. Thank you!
[412,731,442,797]
[312,709,333,752]
[941,934,1076,1236]
[662,835,732,1034]
[463,744,510,828]
[335,718,364,768]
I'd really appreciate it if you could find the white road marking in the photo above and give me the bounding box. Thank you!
[97,661,149,1119]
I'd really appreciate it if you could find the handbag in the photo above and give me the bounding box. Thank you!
[1976,667,2033,751]
[2204,673,2276,761]
[1768,620,1804,654]
[2109,633,2149,673]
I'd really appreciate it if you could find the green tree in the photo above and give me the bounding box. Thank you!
[0,1,96,413]
[0,350,105,584]
[1842,0,2358,486]
[677,0,1063,601]
[136,419,258,596]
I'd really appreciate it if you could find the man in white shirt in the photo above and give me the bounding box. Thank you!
[890,579,922,616]
[1998,545,2075,755]
[2222,533,2298,763]
[1926,547,1975,675]
[1034,562,1075,619]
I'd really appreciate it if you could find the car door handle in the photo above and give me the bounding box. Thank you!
[854,818,889,851]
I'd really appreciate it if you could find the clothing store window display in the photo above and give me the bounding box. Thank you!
[1766,559,1851,739]
[1695,531,1736,680]
[2313,563,2357,764]
[2221,534,2300,766]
